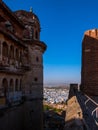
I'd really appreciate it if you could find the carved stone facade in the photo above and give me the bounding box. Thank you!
[0,1,46,130]
[81,29,98,96]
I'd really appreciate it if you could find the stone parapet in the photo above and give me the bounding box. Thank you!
[64,95,86,130]
[64,84,88,130]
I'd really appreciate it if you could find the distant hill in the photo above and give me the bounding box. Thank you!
[44,84,69,90]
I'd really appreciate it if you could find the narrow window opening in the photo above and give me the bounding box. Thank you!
[34,77,38,82]
[36,57,39,62]
[35,31,38,39]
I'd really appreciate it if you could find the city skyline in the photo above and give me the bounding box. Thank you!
[3,0,98,84]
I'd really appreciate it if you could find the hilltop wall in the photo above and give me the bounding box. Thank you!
[64,84,87,130]
[81,29,98,95]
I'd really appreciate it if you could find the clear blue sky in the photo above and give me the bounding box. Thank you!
[3,0,98,85]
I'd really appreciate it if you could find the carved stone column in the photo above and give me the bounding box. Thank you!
[0,41,2,62]
[0,77,2,93]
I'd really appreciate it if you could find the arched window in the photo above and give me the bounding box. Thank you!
[36,56,39,62]
[9,45,14,59]
[9,79,14,92]
[35,31,38,39]
[15,79,18,91]
[34,77,38,82]
[19,51,22,62]
[2,42,8,57]
[2,78,8,97]
[5,21,13,32]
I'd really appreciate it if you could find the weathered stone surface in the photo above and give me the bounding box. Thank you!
[0,1,47,130]
[81,29,98,95]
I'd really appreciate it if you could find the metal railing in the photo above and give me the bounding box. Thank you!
[84,94,98,126]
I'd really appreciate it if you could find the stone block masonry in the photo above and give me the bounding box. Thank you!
[0,1,47,130]
[0,99,43,130]
[81,29,98,95]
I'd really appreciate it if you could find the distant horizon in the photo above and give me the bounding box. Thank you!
[44,81,80,87]
[44,79,80,86]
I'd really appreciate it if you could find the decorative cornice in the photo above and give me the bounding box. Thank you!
[23,39,47,53]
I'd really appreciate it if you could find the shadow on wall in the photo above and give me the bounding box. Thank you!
[64,95,88,130]
[64,118,87,130]
[64,84,87,130]
[44,109,65,130]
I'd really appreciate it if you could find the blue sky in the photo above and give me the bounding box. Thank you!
[3,0,98,84]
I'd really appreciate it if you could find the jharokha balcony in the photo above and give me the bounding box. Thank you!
[0,56,30,73]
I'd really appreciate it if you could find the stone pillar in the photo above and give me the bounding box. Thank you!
[13,78,15,95]
[8,44,10,64]
[0,41,2,62]
[0,77,2,92]
[7,78,10,100]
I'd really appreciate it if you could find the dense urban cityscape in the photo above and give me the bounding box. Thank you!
[44,87,69,104]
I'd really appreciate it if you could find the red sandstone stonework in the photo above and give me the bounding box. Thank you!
[0,1,47,130]
[81,29,98,96]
